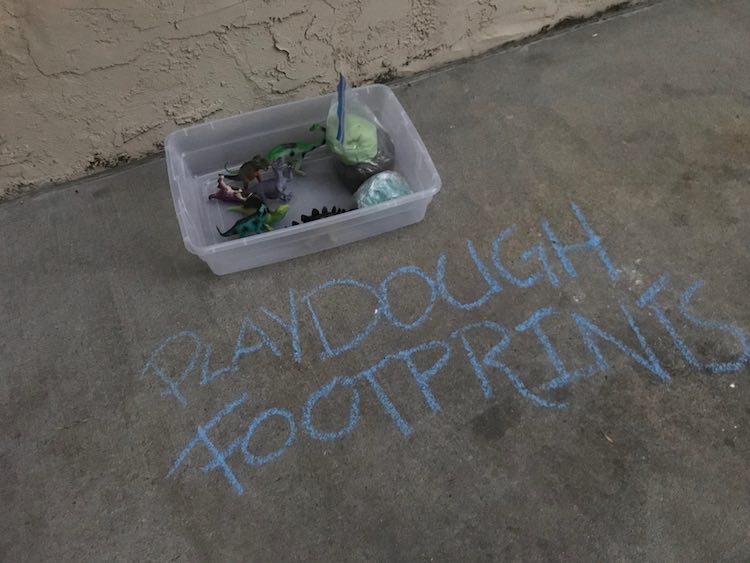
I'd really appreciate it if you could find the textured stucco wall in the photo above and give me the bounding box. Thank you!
[0,0,629,199]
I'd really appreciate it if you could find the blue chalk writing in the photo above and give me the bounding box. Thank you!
[679,280,750,373]
[637,274,702,368]
[355,342,456,431]
[175,399,297,494]
[521,245,561,288]
[516,308,595,391]
[467,238,504,294]
[261,289,302,364]
[168,392,249,495]
[241,408,297,466]
[146,199,750,499]
[302,377,361,440]
[636,273,670,308]
[200,317,281,385]
[379,266,437,330]
[355,365,413,435]
[400,340,451,412]
[571,304,670,383]
[451,321,566,407]
[491,226,560,288]
[542,201,620,282]
[200,409,296,470]
[142,331,202,407]
[199,344,235,386]
[450,322,496,399]
[304,341,456,439]
[436,239,503,311]
[303,279,384,359]
[233,317,281,362]
[482,325,568,409]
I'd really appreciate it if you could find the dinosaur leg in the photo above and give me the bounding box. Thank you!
[292,159,306,176]
[278,185,292,202]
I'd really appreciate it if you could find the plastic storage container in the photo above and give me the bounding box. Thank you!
[165,85,441,275]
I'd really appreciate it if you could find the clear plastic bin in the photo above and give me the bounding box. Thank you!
[165,85,441,275]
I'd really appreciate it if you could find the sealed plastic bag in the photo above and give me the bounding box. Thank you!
[354,171,412,208]
[326,75,395,192]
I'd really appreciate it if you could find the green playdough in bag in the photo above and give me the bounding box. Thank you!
[326,114,378,164]
[326,75,395,192]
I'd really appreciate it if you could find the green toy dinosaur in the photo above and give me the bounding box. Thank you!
[265,124,326,176]
[227,202,289,225]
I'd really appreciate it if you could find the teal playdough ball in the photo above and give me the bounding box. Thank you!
[354,171,412,207]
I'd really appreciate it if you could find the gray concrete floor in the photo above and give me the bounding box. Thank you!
[2,0,750,560]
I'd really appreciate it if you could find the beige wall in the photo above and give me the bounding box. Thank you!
[0,0,628,199]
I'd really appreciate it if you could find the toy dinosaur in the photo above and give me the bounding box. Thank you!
[217,203,272,238]
[224,193,263,214]
[227,202,290,226]
[262,158,295,201]
[291,206,350,226]
[265,125,326,176]
[223,155,269,190]
[209,175,250,203]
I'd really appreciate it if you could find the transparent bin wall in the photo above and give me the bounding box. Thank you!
[165,85,441,275]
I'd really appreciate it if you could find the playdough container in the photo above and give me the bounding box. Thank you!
[165,85,441,275]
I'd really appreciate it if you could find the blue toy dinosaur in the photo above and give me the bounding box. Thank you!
[217,203,271,238]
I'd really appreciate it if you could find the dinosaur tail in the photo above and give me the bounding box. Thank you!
[217,225,234,237]
[309,123,327,148]
[224,162,241,175]
[299,130,327,159]
[309,123,327,136]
